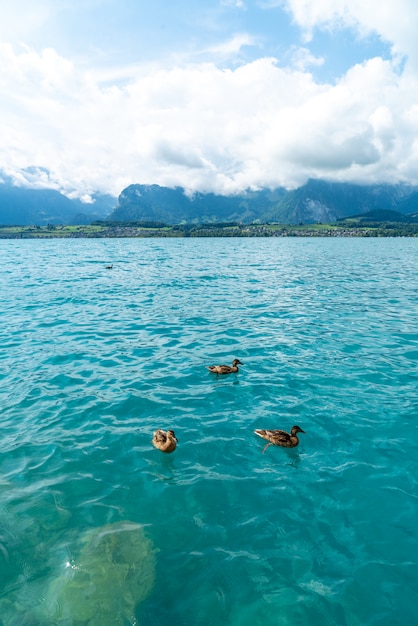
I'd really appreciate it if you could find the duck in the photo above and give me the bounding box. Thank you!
[207,359,243,375]
[254,425,305,453]
[105,264,113,269]
[152,429,178,453]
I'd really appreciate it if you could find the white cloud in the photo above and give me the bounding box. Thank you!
[222,0,246,7]
[282,0,418,67]
[0,0,53,40]
[2,6,418,200]
[203,33,257,58]
[289,46,324,72]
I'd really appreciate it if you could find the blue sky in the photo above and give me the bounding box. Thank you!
[0,0,417,199]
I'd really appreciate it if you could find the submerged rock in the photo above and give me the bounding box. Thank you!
[37,521,155,625]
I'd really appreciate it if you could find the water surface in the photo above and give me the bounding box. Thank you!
[0,237,417,625]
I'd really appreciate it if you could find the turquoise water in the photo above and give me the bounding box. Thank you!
[0,237,417,625]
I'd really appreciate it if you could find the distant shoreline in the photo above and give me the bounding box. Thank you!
[1,222,418,238]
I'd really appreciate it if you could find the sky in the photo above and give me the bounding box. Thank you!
[1,0,418,201]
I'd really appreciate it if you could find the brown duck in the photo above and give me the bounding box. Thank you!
[254,425,305,453]
[152,429,178,453]
[207,359,243,375]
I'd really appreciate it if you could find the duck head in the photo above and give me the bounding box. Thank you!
[291,425,305,435]
[167,429,178,442]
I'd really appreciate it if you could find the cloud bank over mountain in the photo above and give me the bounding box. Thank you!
[1,1,418,199]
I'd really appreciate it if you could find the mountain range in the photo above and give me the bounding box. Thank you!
[0,179,115,226]
[108,180,418,224]
[1,177,418,226]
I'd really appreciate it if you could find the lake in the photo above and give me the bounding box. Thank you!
[0,237,417,625]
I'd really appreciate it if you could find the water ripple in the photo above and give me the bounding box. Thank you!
[0,237,417,625]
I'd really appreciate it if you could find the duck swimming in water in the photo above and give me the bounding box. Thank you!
[207,359,243,375]
[254,425,305,453]
[152,429,178,453]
